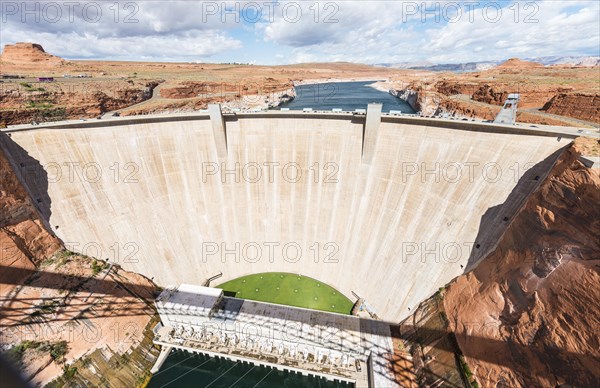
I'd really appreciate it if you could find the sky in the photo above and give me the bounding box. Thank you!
[1,0,599,64]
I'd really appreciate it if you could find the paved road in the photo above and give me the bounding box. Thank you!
[522,107,600,129]
[101,82,165,118]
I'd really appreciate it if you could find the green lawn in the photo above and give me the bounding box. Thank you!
[216,272,354,315]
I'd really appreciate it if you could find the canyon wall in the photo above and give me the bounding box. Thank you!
[443,137,600,387]
[542,93,600,123]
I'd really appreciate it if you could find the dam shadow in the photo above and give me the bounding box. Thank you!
[464,145,567,272]
[0,264,595,387]
[0,131,54,232]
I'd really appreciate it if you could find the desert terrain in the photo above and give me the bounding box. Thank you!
[1,43,599,128]
[376,58,600,127]
[0,43,401,124]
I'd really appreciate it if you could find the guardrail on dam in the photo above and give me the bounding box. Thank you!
[0,107,577,321]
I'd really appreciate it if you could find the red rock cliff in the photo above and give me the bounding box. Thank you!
[542,93,600,123]
[443,137,600,387]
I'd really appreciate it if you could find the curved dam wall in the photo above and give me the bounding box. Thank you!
[1,112,570,321]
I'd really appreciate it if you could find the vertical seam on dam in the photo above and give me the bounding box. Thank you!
[209,104,228,160]
[362,103,383,164]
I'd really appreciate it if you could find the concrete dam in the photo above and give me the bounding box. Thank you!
[0,107,576,321]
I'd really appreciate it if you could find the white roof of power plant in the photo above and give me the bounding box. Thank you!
[154,286,396,386]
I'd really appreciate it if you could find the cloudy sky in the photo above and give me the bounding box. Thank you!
[1,0,599,64]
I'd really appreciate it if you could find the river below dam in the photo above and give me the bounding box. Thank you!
[148,350,354,387]
[276,81,415,113]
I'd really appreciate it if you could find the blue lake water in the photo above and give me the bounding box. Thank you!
[276,81,414,113]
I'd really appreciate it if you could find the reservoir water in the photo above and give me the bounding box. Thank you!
[148,350,354,387]
[277,80,414,113]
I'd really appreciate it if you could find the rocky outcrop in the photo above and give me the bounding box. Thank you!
[0,42,63,66]
[542,93,600,123]
[1,252,159,386]
[78,81,160,115]
[391,89,420,112]
[160,80,293,100]
[470,84,575,110]
[442,137,600,387]
[0,80,161,125]
[435,80,478,96]
[160,81,228,99]
[471,84,509,106]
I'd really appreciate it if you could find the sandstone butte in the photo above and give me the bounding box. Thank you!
[0,42,63,66]
[495,57,545,69]
[443,137,600,387]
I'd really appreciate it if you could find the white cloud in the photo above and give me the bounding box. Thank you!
[0,1,243,60]
[1,28,242,61]
[421,1,600,62]
[272,0,600,64]
[1,0,598,63]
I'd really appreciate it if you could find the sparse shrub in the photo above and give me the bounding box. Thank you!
[6,341,41,364]
[54,249,76,266]
[40,299,60,314]
[91,259,108,275]
[62,250,76,257]
[62,364,77,380]
[5,341,67,365]
[38,107,67,121]
[26,100,54,109]
[50,341,69,362]
[458,354,478,388]
[439,311,449,325]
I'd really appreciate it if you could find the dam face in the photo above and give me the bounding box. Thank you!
[1,113,569,321]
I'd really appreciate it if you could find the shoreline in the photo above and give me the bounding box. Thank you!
[294,77,388,87]
[368,80,393,93]
[221,86,296,111]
